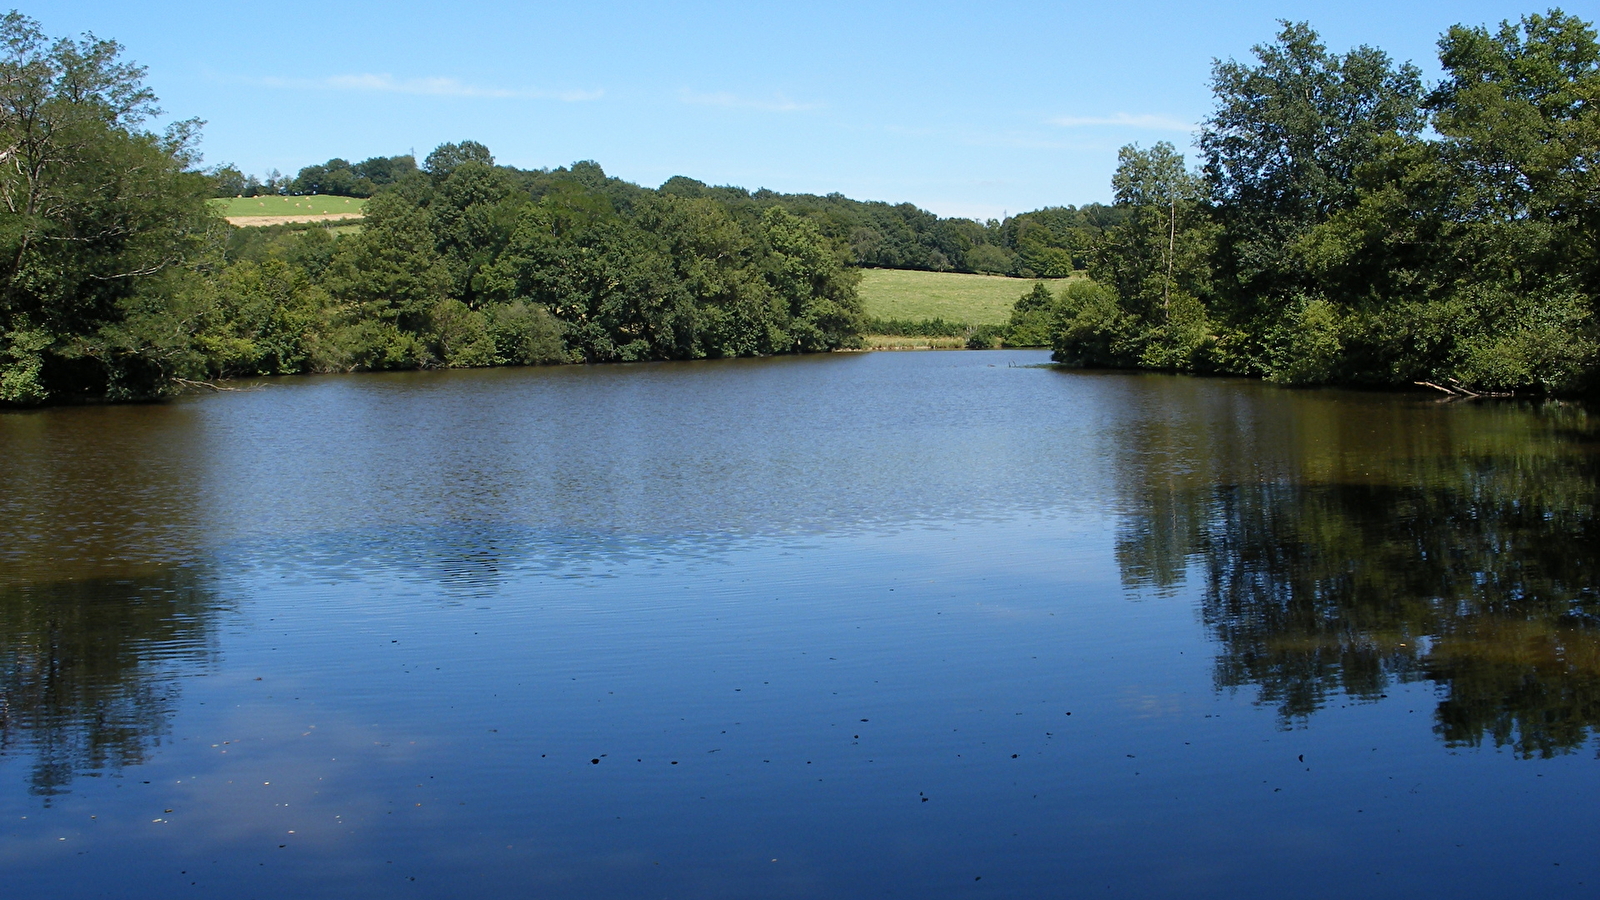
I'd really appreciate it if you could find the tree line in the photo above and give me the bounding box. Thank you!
[210,153,418,199]
[220,156,1121,279]
[4,9,1597,404]
[0,12,861,405]
[1022,9,1600,396]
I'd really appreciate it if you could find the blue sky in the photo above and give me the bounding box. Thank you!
[44,1,1573,218]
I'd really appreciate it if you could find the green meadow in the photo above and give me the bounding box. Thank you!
[213,195,367,218]
[858,268,1073,326]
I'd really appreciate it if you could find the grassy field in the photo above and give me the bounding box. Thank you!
[213,195,367,218]
[858,268,1074,326]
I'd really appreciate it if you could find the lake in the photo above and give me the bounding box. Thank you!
[1,350,1596,898]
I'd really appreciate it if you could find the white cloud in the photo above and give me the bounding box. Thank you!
[1049,112,1194,132]
[678,89,820,112]
[254,73,602,102]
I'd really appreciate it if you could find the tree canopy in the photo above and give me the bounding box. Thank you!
[0,11,216,403]
[1046,10,1600,396]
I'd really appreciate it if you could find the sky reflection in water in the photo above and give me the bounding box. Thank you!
[1,351,1596,898]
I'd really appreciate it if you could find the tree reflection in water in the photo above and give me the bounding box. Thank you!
[1112,390,1599,758]
[0,567,217,799]
[0,402,221,799]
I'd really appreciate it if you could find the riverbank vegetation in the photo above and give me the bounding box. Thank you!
[0,11,862,405]
[1029,10,1600,396]
[2,8,1597,404]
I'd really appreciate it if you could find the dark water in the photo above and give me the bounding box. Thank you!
[1,351,1596,898]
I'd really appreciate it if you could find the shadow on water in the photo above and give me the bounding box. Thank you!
[1109,384,1600,757]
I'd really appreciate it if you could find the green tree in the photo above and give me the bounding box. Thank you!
[1282,10,1600,392]
[423,141,494,177]
[1077,143,1220,371]
[1202,21,1424,315]
[1050,279,1140,368]
[321,191,450,369]
[1098,142,1209,320]
[480,194,692,363]
[636,194,788,358]
[760,207,862,352]
[1004,282,1060,347]
[0,12,219,404]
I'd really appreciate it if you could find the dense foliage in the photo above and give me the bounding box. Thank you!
[655,176,1121,277]
[159,151,866,392]
[1034,11,1600,395]
[0,13,218,404]
[0,11,866,405]
[223,162,1119,279]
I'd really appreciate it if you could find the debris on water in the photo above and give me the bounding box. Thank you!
[590,759,600,765]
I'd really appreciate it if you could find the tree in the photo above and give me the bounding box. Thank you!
[1202,22,1424,310]
[292,154,416,197]
[1004,283,1061,347]
[1075,143,1219,371]
[1431,10,1600,290]
[0,12,218,404]
[1101,142,1207,318]
[760,207,863,352]
[423,141,494,177]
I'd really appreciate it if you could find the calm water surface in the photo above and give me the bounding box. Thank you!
[1,350,1596,898]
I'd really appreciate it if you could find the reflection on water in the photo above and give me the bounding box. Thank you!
[1113,390,1600,756]
[0,569,216,798]
[1,355,1599,898]
[0,404,220,797]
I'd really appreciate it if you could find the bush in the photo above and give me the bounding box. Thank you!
[486,301,568,365]
[1051,279,1139,367]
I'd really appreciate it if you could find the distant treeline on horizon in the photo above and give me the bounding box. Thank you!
[214,153,1118,281]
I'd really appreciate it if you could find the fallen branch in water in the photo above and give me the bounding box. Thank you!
[1414,379,1514,399]
[1415,380,1462,396]
[173,377,252,393]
